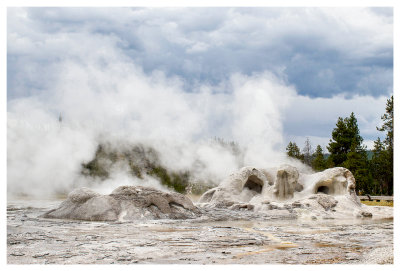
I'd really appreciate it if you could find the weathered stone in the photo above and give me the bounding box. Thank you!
[41,186,200,221]
[316,194,338,211]
[229,203,254,211]
[361,211,372,217]
[355,210,373,218]
[292,202,303,208]
[274,165,300,200]
[68,187,100,203]
[198,165,386,219]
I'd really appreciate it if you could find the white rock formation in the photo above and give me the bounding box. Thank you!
[274,165,302,200]
[199,166,392,219]
[41,166,392,222]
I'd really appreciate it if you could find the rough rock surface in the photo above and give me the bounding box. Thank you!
[7,198,393,264]
[42,166,392,222]
[316,194,338,211]
[199,166,392,220]
[274,165,301,200]
[363,247,394,264]
[42,186,200,221]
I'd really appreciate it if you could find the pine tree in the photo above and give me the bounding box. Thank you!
[327,112,372,194]
[327,117,347,166]
[343,141,371,194]
[370,138,388,194]
[378,95,393,152]
[311,145,326,171]
[375,95,394,195]
[286,141,302,160]
[327,112,364,167]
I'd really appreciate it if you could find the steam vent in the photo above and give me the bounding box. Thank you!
[42,166,392,222]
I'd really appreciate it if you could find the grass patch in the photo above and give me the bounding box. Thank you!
[361,200,393,207]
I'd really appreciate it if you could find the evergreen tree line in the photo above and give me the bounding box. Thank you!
[286,96,393,196]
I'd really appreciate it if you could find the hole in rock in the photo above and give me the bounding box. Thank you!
[316,186,330,195]
[149,203,161,211]
[169,202,185,209]
[243,175,263,193]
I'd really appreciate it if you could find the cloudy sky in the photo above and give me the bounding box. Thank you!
[8,7,393,150]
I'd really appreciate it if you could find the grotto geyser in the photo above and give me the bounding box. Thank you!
[198,165,392,220]
[42,166,392,221]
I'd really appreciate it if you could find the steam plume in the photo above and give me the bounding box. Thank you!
[7,53,306,198]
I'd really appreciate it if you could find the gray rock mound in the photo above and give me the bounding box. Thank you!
[42,186,200,221]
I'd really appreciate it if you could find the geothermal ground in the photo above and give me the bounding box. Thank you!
[7,198,393,264]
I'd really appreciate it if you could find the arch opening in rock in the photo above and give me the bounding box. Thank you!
[169,202,185,209]
[316,185,330,195]
[243,175,263,193]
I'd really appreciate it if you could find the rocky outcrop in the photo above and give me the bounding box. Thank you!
[274,165,301,200]
[42,186,200,221]
[41,166,392,222]
[199,166,357,204]
[198,166,390,219]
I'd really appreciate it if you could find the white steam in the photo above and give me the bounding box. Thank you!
[7,51,303,198]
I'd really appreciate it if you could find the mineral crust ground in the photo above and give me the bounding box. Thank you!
[7,199,393,264]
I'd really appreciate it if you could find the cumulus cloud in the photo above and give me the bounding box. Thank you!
[8,7,392,99]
